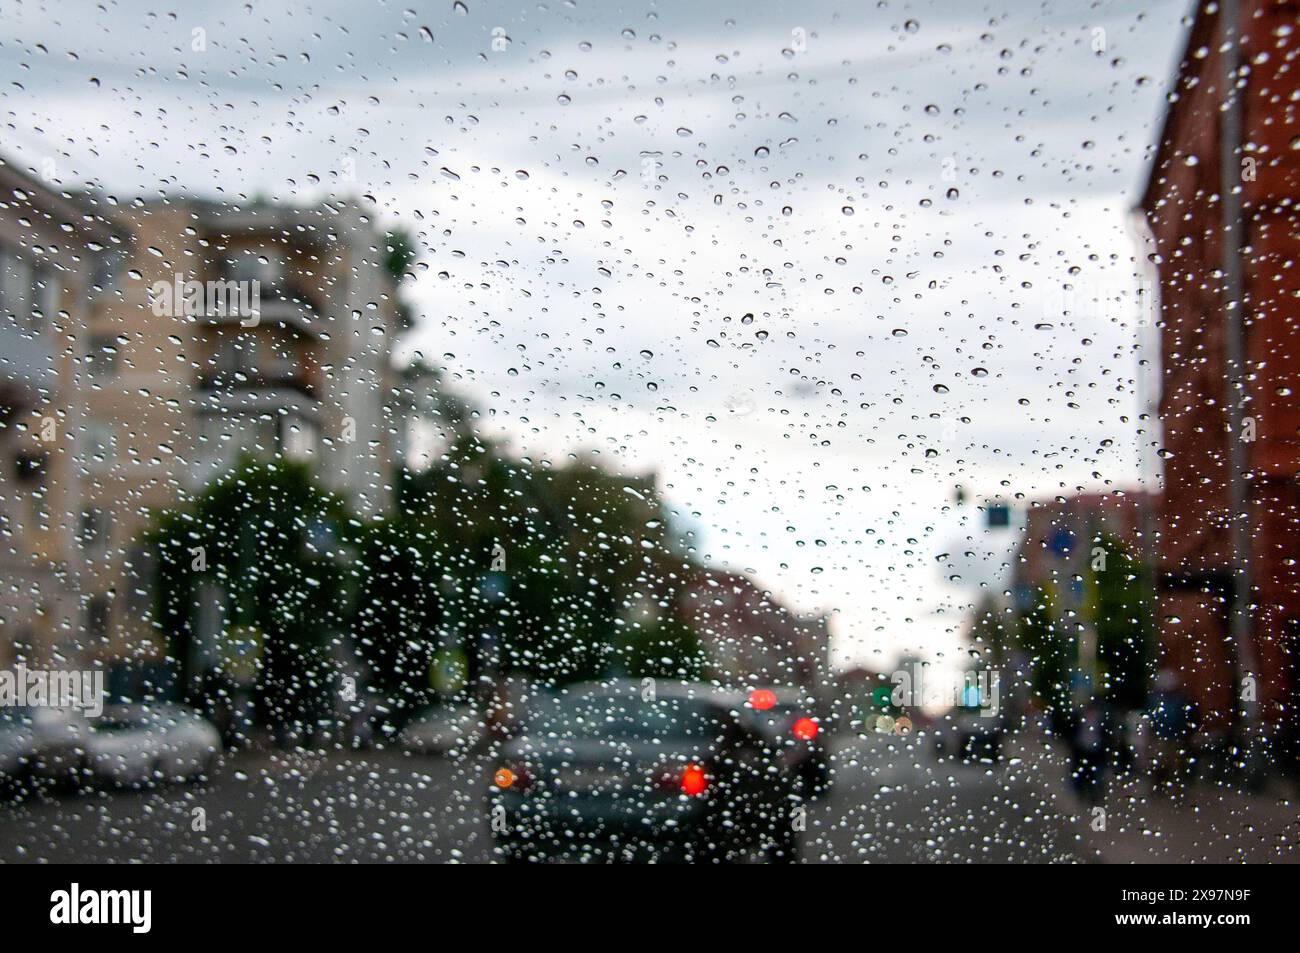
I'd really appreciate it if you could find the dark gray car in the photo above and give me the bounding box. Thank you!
[488,680,802,863]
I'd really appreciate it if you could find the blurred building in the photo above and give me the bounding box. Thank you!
[69,194,403,691]
[830,664,909,730]
[1140,0,1299,732]
[1010,491,1155,690]
[678,567,830,698]
[1012,492,1153,599]
[0,155,122,670]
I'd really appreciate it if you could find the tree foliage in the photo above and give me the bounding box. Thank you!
[149,456,351,730]
[149,371,716,731]
[1088,534,1154,709]
[1015,586,1074,729]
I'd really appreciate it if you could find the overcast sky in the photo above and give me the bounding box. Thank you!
[1,0,1192,671]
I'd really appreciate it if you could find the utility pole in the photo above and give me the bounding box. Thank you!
[1217,0,1259,746]
[1127,210,1161,708]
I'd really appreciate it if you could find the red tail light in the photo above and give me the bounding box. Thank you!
[653,762,709,796]
[792,716,819,741]
[680,763,708,796]
[749,689,777,711]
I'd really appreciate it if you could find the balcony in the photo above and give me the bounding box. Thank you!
[199,279,325,339]
[197,368,317,399]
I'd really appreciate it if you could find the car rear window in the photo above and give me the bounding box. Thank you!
[529,695,730,741]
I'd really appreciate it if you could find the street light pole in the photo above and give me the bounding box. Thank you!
[1217,0,1259,743]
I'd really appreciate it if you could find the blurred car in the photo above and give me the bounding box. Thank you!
[932,706,1005,763]
[86,704,221,788]
[0,707,37,793]
[28,707,95,790]
[489,680,801,863]
[399,704,483,755]
[740,687,831,797]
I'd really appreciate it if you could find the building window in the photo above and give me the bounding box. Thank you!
[91,247,124,297]
[80,507,109,550]
[265,341,300,380]
[228,248,286,292]
[0,246,33,325]
[281,416,319,461]
[14,451,47,486]
[31,262,57,327]
[124,542,154,614]
[214,334,258,375]
[86,595,110,642]
[85,420,115,471]
[0,250,58,330]
[88,335,120,379]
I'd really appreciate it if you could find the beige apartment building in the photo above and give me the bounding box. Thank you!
[70,194,403,690]
[0,156,123,670]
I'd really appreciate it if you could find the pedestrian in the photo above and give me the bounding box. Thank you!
[1071,699,1105,805]
[1146,669,1192,797]
[1101,700,1133,777]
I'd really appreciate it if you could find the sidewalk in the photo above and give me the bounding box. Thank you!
[1006,730,1300,864]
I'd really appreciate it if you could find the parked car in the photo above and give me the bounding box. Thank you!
[0,707,37,794]
[28,707,94,790]
[489,680,802,863]
[86,704,221,788]
[932,706,1005,763]
[400,704,483,755]
[740,686,831,797]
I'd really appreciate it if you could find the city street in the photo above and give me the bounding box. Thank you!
[806,732,1084,863]
[2,0,1297,888]
[0,732,1085,864]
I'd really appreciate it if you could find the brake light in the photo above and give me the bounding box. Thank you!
[651,762,710,796]
[792,717,819,741]
[493,765,533,791]
[749,689,777,711]
[680,763,708,796]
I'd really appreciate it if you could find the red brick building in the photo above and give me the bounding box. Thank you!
[677,567,830,699]
[1140,1,1299,733]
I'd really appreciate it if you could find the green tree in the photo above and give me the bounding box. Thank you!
[612,619,709,681]
[362,367,708,696]
[968,594,1013,667]
[382,228,418,283]
[1016,585,1074,728]
[382,228,418,331]
[149,456,352,732]
[1089,535,1154,709]
[349,514,444,713]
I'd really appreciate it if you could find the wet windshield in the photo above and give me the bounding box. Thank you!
[0,0,1294,890]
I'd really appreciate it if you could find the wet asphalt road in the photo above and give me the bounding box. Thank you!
[0,732,1081,864]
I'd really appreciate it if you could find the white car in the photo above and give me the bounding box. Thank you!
[28,707,95,789]
[0,707,37,791]
[399,704,483,755]
[87,704,221,788]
